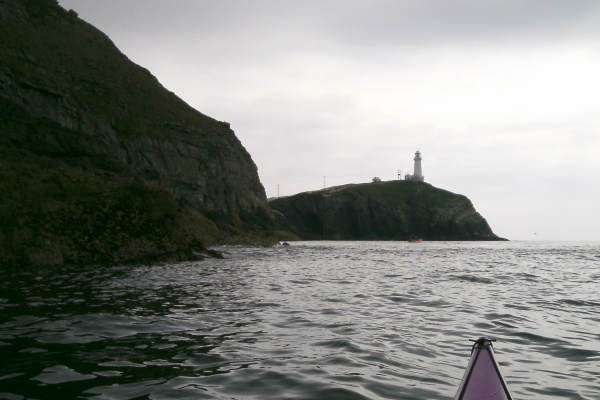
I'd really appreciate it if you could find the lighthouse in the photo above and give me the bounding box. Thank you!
[413,150,423,180]
[404,151,425,182]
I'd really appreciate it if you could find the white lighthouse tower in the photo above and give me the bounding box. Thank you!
[404,150,424,182]
[413,150,423,180]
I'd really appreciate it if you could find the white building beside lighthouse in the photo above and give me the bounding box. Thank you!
[404,151,424,182]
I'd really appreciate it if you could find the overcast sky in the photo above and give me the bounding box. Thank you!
[57,0,600,241]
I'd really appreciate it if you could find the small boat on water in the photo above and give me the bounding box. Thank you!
[454,337,514,400]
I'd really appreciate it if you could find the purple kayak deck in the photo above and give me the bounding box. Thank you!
[454,338,514,400]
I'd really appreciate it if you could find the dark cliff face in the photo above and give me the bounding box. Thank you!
[269,181,506,241]
[0,0,274,266]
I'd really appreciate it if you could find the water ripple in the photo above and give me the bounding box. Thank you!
[1,241,599,399]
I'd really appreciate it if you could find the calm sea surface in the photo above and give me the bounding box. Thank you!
[1,241,599,400]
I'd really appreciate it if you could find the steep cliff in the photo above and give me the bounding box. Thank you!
[270,181,505,241]
[0,0,274,267]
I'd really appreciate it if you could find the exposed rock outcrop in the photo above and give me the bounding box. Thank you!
[0,0,274,267]
[270,181,506,241]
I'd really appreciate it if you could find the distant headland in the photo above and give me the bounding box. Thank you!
[270,151,505,241]
[270,180,506,241]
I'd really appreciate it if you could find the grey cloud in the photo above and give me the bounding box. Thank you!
[61,1,600,48]
[316,1,600,48]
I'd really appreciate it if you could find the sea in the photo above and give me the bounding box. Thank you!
[1,241,599,400]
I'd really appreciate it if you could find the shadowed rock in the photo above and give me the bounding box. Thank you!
[0,0,274,266]
[270,181,506,241]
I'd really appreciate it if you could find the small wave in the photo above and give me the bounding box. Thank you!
[305,387,371,400]
[313,338,364,354]
[514,272,539,281]
[331,280,354,285]
[321,308,342,315]
[323,298,346,303]
[526,386,589,399]
[383,274,403,278]
[559,299,600,308]
[387,296,411,303]
[548,346,600,362]
[289,279,317,285]
[485,312,524,321]
[482,313,524,329]
[511,331,563,345]
[473,321,496,330]
[452,275,493,284]
[99,360,146,368]
[505,303,532,311]
[251,302,280,308]
[31,365,96,384]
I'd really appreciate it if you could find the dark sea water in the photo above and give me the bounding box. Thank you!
[1,241,599,400]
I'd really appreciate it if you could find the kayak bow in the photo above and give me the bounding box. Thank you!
[454,337,514,400]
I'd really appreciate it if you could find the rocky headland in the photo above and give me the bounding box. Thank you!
[0,0,274,267]
[270,181,506,241]
[0,0,506,267]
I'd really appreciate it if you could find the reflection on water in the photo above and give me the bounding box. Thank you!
[1,241,599,399]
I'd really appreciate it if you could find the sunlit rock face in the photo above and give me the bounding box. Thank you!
[270,181,506,241]
[0,0,273,267]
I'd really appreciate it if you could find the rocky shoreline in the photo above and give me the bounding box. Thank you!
[270,181,506,241]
